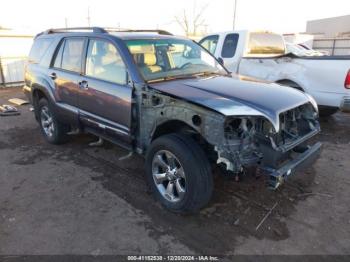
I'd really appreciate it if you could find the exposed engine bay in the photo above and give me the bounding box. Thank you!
[216,102,320,173]
[139,86,321,189]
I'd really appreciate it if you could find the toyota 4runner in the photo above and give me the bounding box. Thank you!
[24,27,321,213]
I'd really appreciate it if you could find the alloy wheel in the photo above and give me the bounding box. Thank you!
[40,106,55,138]
[152,150,186,203]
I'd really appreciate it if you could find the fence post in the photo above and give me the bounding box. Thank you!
[0,56,5,87]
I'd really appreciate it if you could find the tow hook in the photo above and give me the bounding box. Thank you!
[268,174,286,190]
[258,167,287,190]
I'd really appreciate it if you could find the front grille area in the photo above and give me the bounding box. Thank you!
[275,103,318,147]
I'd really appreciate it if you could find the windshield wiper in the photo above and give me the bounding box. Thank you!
[147,71,228,83]
[193,71,226,77]
[147,74,201,83]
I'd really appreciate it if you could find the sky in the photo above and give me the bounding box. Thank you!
[0,0,349,35]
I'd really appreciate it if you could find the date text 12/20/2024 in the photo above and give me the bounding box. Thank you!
[127,255,219,261]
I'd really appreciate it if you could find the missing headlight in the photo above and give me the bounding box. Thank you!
[224,118,254,140]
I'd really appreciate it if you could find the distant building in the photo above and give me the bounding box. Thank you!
[306,15,350,38]
[304,15,350,56]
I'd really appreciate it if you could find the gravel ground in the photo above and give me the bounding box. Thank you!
[0,87,349,256]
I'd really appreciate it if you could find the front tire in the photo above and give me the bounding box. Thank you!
[145,133,213,213]
[38,98,69,144]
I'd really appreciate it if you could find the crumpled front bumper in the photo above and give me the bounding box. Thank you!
[260,142,322,189]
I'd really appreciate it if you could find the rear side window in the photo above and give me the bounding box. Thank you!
[54,38,85,73]
[199,35,219,54]
[221,34,239,58]
[28,38,53,64]
[247,33,285,56]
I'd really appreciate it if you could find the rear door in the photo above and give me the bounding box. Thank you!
[50,37,86,123]
[199,33,241,73]
[78,38,133,146]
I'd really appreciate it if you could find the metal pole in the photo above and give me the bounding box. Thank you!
[233,0,238,30]
[0,56,5,88]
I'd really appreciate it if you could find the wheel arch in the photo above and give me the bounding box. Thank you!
[152,119,202,141]
[276,79,304,91]
[151,119,216,161]
[32,87,50,120]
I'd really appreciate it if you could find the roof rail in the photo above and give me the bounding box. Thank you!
[37,27,173,37]
[103,28,173,36]
[44,27,108,34]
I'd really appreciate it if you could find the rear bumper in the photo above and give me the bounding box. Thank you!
[340,96,350,112]
[261,142,322,189]
[314,91,350,111]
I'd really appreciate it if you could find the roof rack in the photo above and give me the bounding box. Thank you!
[40,27,173,36]
[105,28,173,36]
[44,27,108,34]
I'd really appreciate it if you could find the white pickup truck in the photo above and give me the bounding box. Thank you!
[199,31,350,116]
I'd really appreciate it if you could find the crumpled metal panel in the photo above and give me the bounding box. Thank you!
[149,75,314,132]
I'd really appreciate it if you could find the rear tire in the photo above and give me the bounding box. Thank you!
[145,133,213,213]
[38,98,69,144]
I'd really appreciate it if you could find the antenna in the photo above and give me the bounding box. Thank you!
[87,7,91,27]
[233,0,238,30]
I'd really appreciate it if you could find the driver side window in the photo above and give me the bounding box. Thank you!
[85,39,127,85]
[199,35,219,54]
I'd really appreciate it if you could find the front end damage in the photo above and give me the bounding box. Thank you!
[215,102,321,189]
[139,83,321,190]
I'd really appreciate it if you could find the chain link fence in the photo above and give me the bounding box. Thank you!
[313,38,350,56]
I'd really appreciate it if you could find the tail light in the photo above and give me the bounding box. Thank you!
[345,70,350,89]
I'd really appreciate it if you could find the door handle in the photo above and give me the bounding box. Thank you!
[49,72,57,80]
[79,80,89,90]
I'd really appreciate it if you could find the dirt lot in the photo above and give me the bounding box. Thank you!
[0,87,349,256]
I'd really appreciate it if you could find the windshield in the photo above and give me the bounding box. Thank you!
[125,38,227,82]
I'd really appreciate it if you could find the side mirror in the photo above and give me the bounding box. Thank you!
[217,57,224,66]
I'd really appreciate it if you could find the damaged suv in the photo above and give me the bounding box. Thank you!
[24,27,321,213]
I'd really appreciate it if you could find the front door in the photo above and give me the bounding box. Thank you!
[78,38,133,145]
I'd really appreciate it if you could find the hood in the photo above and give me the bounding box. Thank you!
[148,75,313,132]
